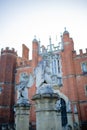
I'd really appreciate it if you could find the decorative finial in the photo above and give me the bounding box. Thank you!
[49,36,51,44]
[34,35,36,39]
[64,27,66,31]
[60,33,62,37]
[63,27,69,35]
[60,33,63,42]
[39,38,40,43]
[32,35,38,43]
[49,36,52,51]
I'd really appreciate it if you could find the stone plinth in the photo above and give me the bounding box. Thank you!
[56,112,62,130]
[14,104,31,130]
[32,93,59,130]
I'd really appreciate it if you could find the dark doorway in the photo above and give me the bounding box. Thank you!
[60,98,68,127]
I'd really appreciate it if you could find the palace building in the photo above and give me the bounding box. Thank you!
[0,30,87,130]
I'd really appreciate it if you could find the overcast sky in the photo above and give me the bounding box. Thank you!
[0,0,87,58]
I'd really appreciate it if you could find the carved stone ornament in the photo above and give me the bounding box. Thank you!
[36,83,54,94]
[16,73,34,104]
[55,99,61,111]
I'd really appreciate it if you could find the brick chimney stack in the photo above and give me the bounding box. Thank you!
[22,44,29,60]
[32,38,39,68]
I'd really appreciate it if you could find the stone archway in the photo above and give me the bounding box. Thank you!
[55,90,73,129]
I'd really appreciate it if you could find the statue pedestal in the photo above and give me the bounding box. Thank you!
[14,104,30,130]
[56,112,62,130]
[32,93,59,130]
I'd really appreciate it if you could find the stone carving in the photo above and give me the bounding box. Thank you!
[34,53,62,94]
[37,83,54,94]
[66,125,72,130]
[16,73,34,104]
[34,60,54,94]
[63,124,72,130]
[73,122,79,130]
[34,60,52,88]
[55,99,61,111]
[66,101,72,112]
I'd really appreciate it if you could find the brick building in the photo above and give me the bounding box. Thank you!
[0,30,87,130]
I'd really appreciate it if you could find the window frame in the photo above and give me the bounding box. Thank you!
[81,62,87,74]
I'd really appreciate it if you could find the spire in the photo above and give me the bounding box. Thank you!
[32,35,38,43]
[64,27,66,31]
[38,38,41,54]
[59,33,63,44]
[60,33,64,50]
[63,27,69,35]
[49,36,52,51]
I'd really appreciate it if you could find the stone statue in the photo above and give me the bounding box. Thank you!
[34,60,52,87]
[34,60,53,94]
[16,73,34,104]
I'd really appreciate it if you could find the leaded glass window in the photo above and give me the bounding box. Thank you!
[82,62,87,74]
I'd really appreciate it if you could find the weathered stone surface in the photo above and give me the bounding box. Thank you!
[15,104,30,130]
[16,73,34,104]
[32,93,59,130]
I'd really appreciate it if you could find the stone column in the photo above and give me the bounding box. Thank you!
[32,93,59,130]
[14,104,30,130]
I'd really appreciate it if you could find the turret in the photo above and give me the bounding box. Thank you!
[61,29,78,101]
[0,47,17,125]
[1,47,17,55]
[62,28,74,52]
[61,29,75,75]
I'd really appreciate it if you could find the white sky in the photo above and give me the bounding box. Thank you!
[0,0,87,58]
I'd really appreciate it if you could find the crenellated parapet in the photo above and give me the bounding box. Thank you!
[73,48,87,58]
[1,47,17,56]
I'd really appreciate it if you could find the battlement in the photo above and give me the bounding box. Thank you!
[73,48,87,57]
[1,47,17,56]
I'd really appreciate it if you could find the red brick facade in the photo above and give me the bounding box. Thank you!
[0,48,17,124]
[0,31,87,129]
[60,31,87,130]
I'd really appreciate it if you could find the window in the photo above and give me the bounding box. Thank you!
[58,77,62,86]
[58,60,60,73]
[0,86,3,94]
[85,85,87,96]
[82,62,87,74]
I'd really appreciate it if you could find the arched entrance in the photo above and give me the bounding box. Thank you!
[60,98,68,127]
